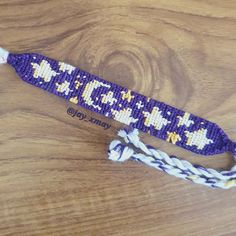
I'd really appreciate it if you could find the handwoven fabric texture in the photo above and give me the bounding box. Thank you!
[5,50,236,157]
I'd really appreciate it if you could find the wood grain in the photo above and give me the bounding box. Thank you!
[0,0,236,235]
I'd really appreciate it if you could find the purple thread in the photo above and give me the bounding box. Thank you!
[6,52,235,157]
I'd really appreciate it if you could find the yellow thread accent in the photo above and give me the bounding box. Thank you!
[75,80,82,89]
[70,96,78,104]
[55,81,72,95]
[142,107,170,130]
[185,128,213,150]
[101,91,117,105]
[166,132,181,144]
[121,90,134,103]
[111,108,138,125]
[188,175,198,181]
[225,179,236,188]
[81,80,110,110]
[31,60,58,82]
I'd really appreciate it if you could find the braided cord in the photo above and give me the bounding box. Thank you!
[108,129,236,189]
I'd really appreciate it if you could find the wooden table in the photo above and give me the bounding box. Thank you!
[0,1,236,235]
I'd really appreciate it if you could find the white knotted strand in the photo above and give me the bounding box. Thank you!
[108,140,134,162]
[118,129,236,180]
[108,129,236,189]
[109,139,218,188]
[0,47,9,64]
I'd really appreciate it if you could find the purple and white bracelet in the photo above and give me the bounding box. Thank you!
[1,47,235,189]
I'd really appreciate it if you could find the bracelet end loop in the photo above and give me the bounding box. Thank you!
[0,47,9,64]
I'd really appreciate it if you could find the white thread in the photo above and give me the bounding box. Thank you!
[0,48,9,64]
[108,140,134,162]
[109,129,236,189]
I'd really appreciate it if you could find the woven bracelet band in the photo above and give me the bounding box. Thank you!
[1,47,235,158]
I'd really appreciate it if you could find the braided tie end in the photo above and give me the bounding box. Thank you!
[118,128,140,145]
[0,47,9,64]
[108,140,134,162]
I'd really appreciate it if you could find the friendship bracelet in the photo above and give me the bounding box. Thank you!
[1,47,235,156]
[0,47,235,188]
[109,129,236,189]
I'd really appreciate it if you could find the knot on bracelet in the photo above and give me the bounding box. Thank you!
[108,140,134,162]
[118,128,140,145]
